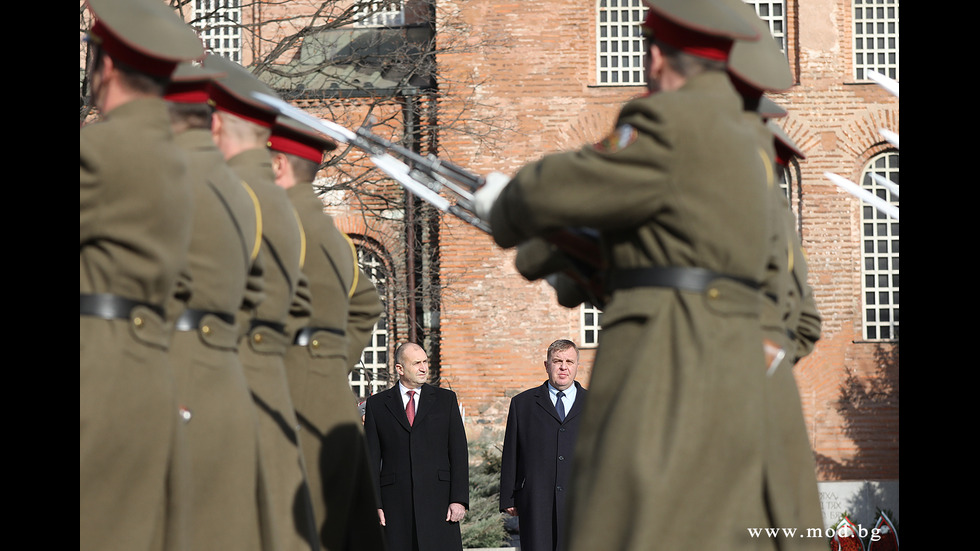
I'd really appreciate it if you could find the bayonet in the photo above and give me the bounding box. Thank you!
[824,172,899,221]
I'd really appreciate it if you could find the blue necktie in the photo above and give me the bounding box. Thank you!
[556,391,566,422]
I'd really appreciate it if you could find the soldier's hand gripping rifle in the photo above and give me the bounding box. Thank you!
[251,92,610,306]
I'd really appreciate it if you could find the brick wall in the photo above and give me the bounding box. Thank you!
[433,0,899,481]
[228,0,898,481]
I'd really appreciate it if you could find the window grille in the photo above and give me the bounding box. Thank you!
[193,0,242,63]
[860,151,899,340]
[596,0,648,86]
[853,0,899,80]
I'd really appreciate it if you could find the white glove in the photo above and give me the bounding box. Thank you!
[473,171,511,220]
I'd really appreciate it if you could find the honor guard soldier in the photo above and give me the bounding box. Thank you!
[163,62,266,551]
[724,4,826,547]
[473,0,788,548]
[269,115,386,551]
[80,0,203,549]
[204,53,319,551]
[766,120,825,551]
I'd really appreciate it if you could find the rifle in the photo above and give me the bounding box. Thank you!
[251,92,610,306]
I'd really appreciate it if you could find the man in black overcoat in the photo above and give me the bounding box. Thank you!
[500,339,588,551]
[364,343,469,551]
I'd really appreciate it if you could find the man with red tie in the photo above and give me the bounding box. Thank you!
[363,343,469,551]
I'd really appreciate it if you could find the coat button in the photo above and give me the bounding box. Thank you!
[201,325,211,335]
[311,339,320,349]
[558,455,564,461]
[253,333,263,344]
[559,427,566,432]
[708,288,720,299]
[133,316,144,328]
[556,486,563,492]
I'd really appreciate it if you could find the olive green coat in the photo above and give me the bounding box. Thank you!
[284,184,385,551]
[346,263,384,372]
[229,148,318,551]
[168,129,264,550]
[490,71,777,550]
[760,184,824,551]
[80,97,192,551]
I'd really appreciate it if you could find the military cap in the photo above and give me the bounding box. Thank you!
[758,95,788,119]
[85,0,204,78]
[164,62,226,104]
[768,120,806,168]
[640,0,760,61]
[723,0,793,96]
[269,115,338,163]
[204,53,280,128]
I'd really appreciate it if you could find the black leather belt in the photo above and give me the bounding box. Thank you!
[294,326,344,346]
[607,267,761,293]
[249,318,286,335]
[80,293,165,320]
[175,308,236,332]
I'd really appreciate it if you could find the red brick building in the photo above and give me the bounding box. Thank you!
[83,0,899,530]
[430,0,899,496]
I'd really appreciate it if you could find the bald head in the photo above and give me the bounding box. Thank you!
[394,343,428,389]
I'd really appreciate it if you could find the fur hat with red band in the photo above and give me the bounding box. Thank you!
[85,0,203,78]
[640,0,760,62]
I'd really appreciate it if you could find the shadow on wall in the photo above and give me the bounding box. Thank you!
[815,341,899,529]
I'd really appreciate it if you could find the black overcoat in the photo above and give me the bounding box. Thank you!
[499,381,587,551]
[364,384,469,551]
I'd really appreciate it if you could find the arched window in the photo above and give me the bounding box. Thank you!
[860,151,899,340]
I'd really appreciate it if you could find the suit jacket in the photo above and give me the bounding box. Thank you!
[363,384,469,551]
[500,382,587,551]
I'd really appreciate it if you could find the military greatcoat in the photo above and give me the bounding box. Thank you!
[748,114,825,550]
[346,259,384,372]
[761,195,825,551]
[490,71,776,550]
[284,183,385,551]
[228,148,318,551]
[80,97,192,551]
[168,128,264,550]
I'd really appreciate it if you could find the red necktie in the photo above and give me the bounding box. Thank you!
[406,390,416,426]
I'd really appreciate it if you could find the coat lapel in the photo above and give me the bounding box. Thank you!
[534,382,561,423]
[412,384,435,427]
[383,386,412,432]
[563,382,587,423]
